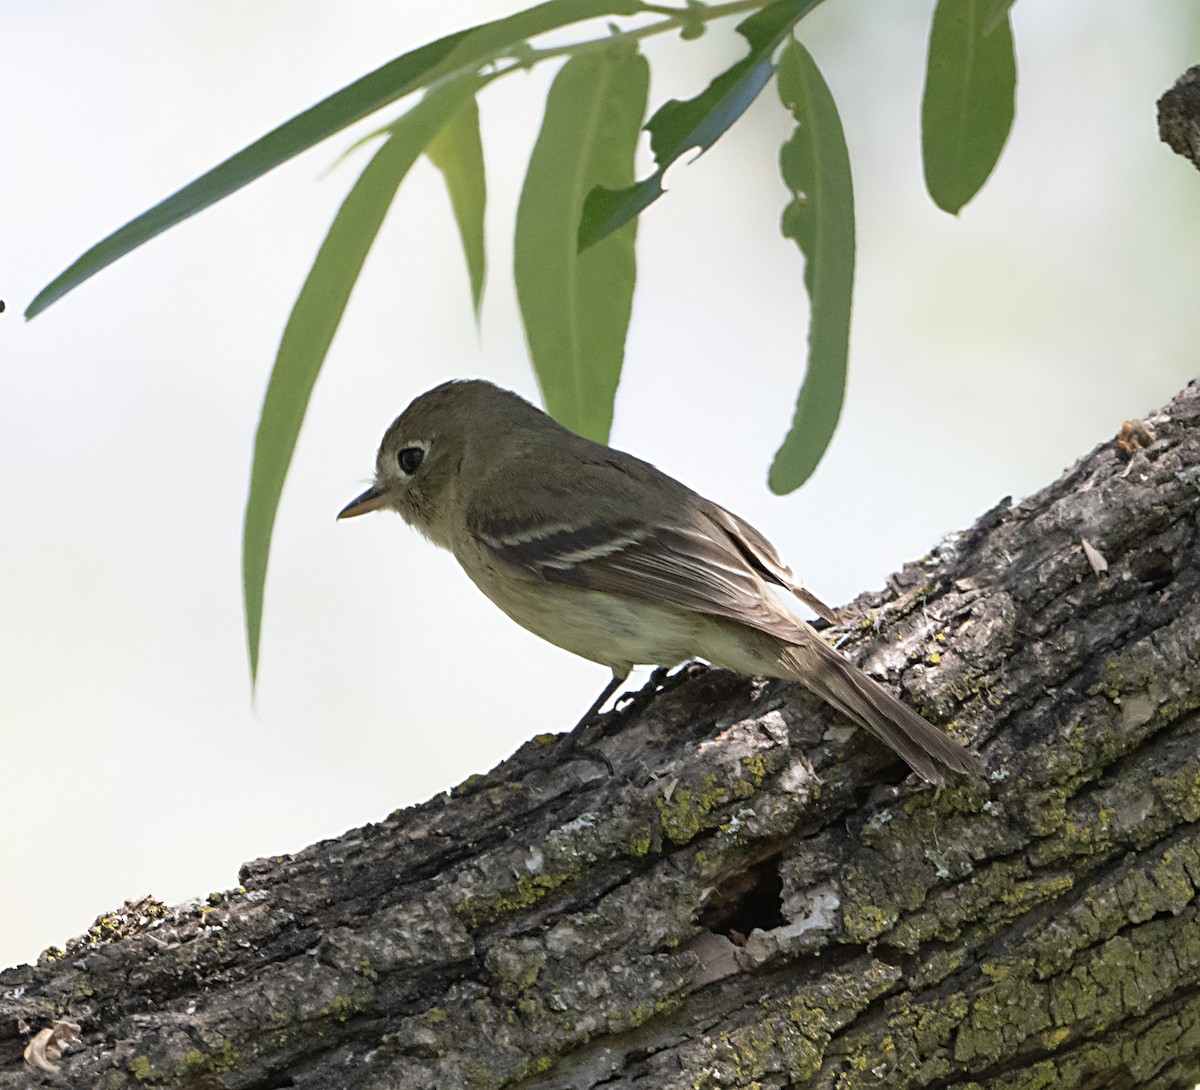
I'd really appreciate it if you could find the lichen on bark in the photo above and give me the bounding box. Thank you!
[3,383,1200,1089]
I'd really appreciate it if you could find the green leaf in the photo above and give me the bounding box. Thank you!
[578,0,826,250]
[426,96,487,319]
[980,0,1018,35]
[243,74,485,683]
[515,43,648,443]
[921,0,1017,215]
[768,39,855,494]
[27,0,641,319]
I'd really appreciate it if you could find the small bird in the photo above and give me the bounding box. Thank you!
[339,380,981,785]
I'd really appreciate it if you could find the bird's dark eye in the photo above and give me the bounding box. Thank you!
[397,446,425,474]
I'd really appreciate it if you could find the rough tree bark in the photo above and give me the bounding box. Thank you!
[4,382,1200,1090]
[1159,64,1200,173]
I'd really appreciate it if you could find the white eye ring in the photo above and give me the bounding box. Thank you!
[395,439,431,477]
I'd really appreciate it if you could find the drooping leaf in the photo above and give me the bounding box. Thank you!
[426,96,488,319]
[243,74,485,682]
[768,39,855,494]
[922,0,1017,215]
[27,0,641,319]
[515,43,648,443]
[578,0,826,251]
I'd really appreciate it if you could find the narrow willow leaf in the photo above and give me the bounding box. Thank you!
[768,39,855,495]
[27,0,640,319]
[579,0,825,251]
[515,44,648,443]
[243,74,485,682]
[922,0,1017,215]
[426,96,487,318]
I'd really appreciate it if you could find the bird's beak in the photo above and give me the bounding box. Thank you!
[338,484,389,519]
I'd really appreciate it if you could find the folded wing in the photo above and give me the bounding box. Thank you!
[467,492,835,643]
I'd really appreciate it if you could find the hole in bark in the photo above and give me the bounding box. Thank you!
[697,854,785,939]
[247,1075,295,1089]
[619,1049,653,1074]
[1130,549,1173,592]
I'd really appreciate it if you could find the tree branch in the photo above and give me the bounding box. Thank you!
[1159,65,1200,173]
[4,384,1200,1089]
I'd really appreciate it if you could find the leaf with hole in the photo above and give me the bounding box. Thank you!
[578,0,825,251]
[769,38,855,494]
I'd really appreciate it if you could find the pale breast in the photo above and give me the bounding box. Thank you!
[460,550,706,675]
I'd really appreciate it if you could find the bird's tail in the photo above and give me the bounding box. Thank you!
[780,633,983,786]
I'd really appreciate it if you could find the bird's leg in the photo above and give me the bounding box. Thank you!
[552,672,626,773]
[613,665,672,718]
[577,672,627,729]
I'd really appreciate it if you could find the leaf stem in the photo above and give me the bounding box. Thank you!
[499,0,769,68]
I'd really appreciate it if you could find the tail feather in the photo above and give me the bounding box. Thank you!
[782,635,983,785]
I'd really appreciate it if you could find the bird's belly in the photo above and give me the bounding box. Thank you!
[469,573,702,674]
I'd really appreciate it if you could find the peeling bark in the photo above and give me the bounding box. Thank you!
[4,384,1200,1090]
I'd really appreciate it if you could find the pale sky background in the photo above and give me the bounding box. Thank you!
[2,3,1198,969]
